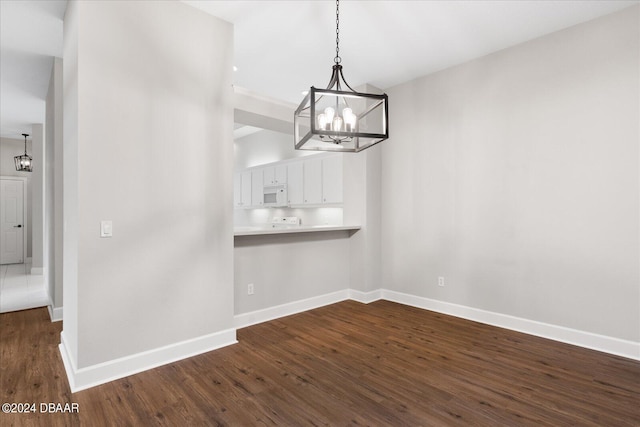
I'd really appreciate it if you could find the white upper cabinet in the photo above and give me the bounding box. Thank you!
[263,164,288,185]
[275,165,287,184]
[234,172,242,207]
[322,155,343,204]
[303,157,323,204]
[287,162,304,205]
[234,171,252,207]
[251,169,264,207]
[263,167,274,186]
[234,153,343,209]
[242,171,252,207]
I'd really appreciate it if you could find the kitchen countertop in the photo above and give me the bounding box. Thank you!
[234,225,361,237]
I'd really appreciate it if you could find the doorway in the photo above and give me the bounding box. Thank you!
[0,176,47,313]
[0,177,27,265]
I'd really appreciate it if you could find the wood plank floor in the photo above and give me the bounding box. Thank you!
[1,300,639,426]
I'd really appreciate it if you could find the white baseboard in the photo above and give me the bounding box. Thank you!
[57,288,638,393]
[47,304,63,322]
[234,288,638,360]
[349,289,382,304]
[381,289,640,361]
[234,289,351,329]
[59,328,238,393]
[31,267,44,275]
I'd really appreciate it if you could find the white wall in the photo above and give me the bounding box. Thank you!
[62,0,234,379]
[30,124,44,273]
[234,231,352,316]
[381,6,639,343]
[234,128,315,170]
[344,84,384,293]
[45,57,63,312]
[0,137,32,258]
[343,145,382,293]
[62,0,79,367]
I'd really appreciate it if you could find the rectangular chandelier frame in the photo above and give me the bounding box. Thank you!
[294,87,389,153]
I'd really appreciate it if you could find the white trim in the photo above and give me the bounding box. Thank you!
[349,289,382,304]
[234,288,639,360]
[0,176,28,265]
[234,289,350,329]
[31,267,44,275]
[58,288,639,393]
[59,328,238,393]
[233,85,298,109]
[380,290,640,361]
[48,304,63,322]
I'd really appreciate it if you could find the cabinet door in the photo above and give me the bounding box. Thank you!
[287,162,303,205]
[263,167,275,185]
[251,169,264,207]
[322,155,343,203]
[275,165,287,184]
[241,171,252,207]
[303,157,322,204]
[234,173,241,207]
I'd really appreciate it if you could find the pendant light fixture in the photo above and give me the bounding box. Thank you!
[14,133,33,172]
[294,0,389,152]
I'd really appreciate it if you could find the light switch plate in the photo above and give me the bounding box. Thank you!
[101,220,113,238]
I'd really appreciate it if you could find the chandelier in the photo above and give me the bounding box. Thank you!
[294,0,389,152]
[14,133,32,172]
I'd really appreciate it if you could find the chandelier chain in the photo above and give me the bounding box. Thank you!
[334,0,341,64]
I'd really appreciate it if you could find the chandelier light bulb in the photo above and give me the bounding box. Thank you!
[332,116,343,132]
[342,108,356,132]
[324,107,335,123]
[317,113,328,130]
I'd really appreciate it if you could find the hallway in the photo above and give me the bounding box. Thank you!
[0,263,47,313]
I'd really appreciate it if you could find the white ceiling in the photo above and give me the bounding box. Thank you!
[1,1,637,139]
[185,0,638,105]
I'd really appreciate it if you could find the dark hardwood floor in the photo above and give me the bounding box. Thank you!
[1,300,639,426]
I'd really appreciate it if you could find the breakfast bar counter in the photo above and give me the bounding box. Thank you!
[233,225,361,237]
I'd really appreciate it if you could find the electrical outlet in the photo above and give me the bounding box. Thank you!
[438,276,445,287]
[247,283,254,295]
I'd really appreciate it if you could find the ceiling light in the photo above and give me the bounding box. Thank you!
[233,65,238,72]
[14,133,32,172]
[294,0,389,153]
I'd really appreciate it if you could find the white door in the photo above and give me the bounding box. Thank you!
[1,179,25,264]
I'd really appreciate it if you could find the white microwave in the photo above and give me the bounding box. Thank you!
[263,184,288,207]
